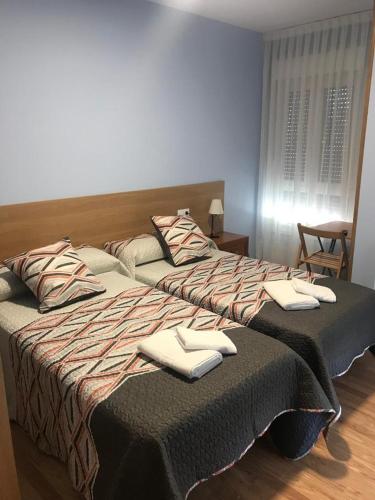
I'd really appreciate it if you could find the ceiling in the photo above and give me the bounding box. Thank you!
[147,0,373,32]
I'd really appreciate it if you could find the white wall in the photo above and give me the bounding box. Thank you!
[352,59,375,289]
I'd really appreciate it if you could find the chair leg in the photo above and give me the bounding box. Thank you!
[318,237,327,275]
[336,255,344,279]
[329,239,336,253]
[295,244,302,268]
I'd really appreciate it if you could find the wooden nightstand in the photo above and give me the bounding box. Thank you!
[213,232,249,257]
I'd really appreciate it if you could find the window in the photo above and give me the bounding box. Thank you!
[319,86,353,184]
[284,90,310,182]
[283,86,353,185]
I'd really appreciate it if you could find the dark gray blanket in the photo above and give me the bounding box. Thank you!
[251,278,375,409]
[10,286,335,500]
[157,255,375,413]
[91,327,334,500]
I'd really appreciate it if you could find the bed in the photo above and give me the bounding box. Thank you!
[0,268,337,500]
[130,247,375,414]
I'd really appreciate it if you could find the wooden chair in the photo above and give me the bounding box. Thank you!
[295,223,350,279]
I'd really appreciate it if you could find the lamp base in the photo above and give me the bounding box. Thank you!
[209,214,220,239]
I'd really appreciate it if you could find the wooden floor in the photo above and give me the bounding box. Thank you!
[12,352,375,500]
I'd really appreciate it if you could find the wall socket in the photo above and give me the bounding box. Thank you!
[177,208,190,216]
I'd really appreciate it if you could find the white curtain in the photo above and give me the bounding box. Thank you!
[256,12,372,265]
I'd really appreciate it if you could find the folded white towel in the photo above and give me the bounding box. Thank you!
[263,280,320,311]
[291,278,336,303]
[176,326,237,355]
[137,330,223,379]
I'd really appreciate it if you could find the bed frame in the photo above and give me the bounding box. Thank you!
[0,181,224,260]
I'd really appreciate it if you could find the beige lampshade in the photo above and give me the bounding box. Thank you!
[209,199,224,215]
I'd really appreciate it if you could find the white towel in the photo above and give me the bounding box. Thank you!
[263,280,320,311]
[291,278,336,303]
[176,326,237,355]
[137,330,223,379]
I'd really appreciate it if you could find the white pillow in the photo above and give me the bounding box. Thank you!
[75,246,128,277]
[104,234,165,279]
[0,265,28,301]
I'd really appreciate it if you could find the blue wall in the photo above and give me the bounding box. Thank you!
[0,0,263,250]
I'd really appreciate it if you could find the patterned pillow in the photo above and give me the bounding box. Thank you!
[151,216,211,266]
[3,239,106,313]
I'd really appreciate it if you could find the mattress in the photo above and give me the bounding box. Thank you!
[135,251,375,412]
[0,271,335,500]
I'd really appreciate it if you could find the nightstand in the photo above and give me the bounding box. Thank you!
[213,232,249,257]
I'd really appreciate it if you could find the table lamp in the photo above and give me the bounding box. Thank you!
[209,199,223,238]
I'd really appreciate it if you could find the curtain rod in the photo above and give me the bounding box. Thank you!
[264,8,373,34]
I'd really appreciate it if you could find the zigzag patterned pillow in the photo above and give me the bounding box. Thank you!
[151,216,211,266]
[3,239,106,313]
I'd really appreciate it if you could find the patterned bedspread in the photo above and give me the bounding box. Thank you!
[10,286,235,499]
[157,254,319,324]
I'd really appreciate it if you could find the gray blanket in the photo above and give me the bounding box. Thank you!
[156,255,375,413]
[91,327,333,500]
[8,286,335,500]
[251,278,375,393]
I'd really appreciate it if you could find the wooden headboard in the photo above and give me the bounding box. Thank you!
[0,181,224,260]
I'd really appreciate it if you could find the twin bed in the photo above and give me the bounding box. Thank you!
[0,259,334,500]
[134,248,375,415]
[107,226,375,420]
[0,183,374,500]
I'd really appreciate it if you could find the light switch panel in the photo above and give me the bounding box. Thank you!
[177,208,190,216]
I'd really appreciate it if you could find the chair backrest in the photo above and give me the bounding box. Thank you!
[297,223,349,265]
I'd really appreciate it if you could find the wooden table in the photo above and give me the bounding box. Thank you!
[311,221,353,239]
[310,220,352,256]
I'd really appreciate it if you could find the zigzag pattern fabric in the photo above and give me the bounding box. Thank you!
[152,215,211,266]
[157,254,322,325]
[3,239,105,312]
[10,286,237,499]
[104,233,151,259]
